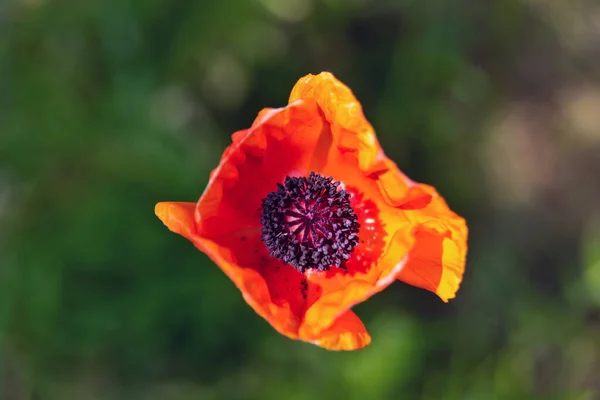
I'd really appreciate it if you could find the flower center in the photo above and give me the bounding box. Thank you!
[260,172,360,273]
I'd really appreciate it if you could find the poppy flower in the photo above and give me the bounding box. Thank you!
[155,72,468,351]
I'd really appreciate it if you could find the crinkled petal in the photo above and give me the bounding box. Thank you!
[288,72,468,324]
[376,161,468,301]
[155,202,300,338]
[307,309,371,351]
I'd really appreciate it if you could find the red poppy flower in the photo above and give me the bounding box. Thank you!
[155,72,468,351]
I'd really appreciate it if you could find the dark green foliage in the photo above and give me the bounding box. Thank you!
[1,0,599,398]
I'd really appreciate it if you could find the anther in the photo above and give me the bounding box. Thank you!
[260,172,360,273]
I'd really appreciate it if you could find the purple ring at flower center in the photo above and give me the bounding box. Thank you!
[260,172,360,273]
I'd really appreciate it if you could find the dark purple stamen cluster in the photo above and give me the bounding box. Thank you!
[260,172,360,273]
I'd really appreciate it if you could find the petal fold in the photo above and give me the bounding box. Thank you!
[307,310,371,351]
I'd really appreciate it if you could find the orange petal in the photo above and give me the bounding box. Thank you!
[289,72,390,176]
[392,182,468,302]
[194,100,329,239]
[373,159,467,301]
[306,309,371,351]
[288,72,467,309]
[155,202,303,340]
[155,202,197,238]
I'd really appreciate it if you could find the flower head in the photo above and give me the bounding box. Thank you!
[155,72,468,351]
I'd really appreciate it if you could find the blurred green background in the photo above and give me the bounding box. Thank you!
[2,0,600,399]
